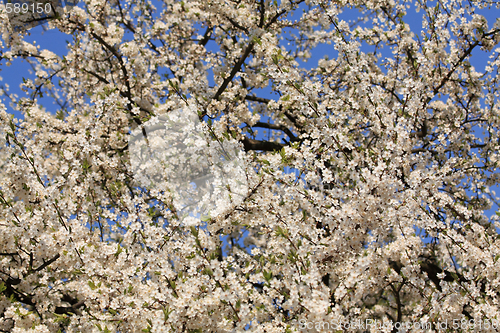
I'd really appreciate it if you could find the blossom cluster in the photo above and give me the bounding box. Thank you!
[0,0,500,332]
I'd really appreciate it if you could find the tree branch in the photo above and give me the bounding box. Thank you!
[242,137,285,152]
[252,121,298,142]
[214,42,255,101]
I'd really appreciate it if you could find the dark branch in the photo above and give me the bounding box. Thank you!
[245,95,271,103]
[213,42,255,101]
[34,254,60,272]
[252,121,298,142]
[199,27,213,46]
[242,137,285,152]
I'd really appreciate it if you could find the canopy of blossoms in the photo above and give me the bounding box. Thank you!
[0,0,500,331]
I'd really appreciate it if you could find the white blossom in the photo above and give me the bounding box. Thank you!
[0,0,499,331]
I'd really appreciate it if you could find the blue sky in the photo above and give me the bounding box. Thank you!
[2,1,498,115]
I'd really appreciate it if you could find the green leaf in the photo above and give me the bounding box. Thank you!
[280,147,286,161]
[56,110,64,120]
[88,280,97,290]
[263,270,273,282]
[275,226,288,237]
[169,280,176,290]
[163,306,173,322]
[82,159,90,170]
[114,245,123,258]
[203,267,213,276]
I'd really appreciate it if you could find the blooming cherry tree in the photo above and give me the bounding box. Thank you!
[1,0,500,331]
